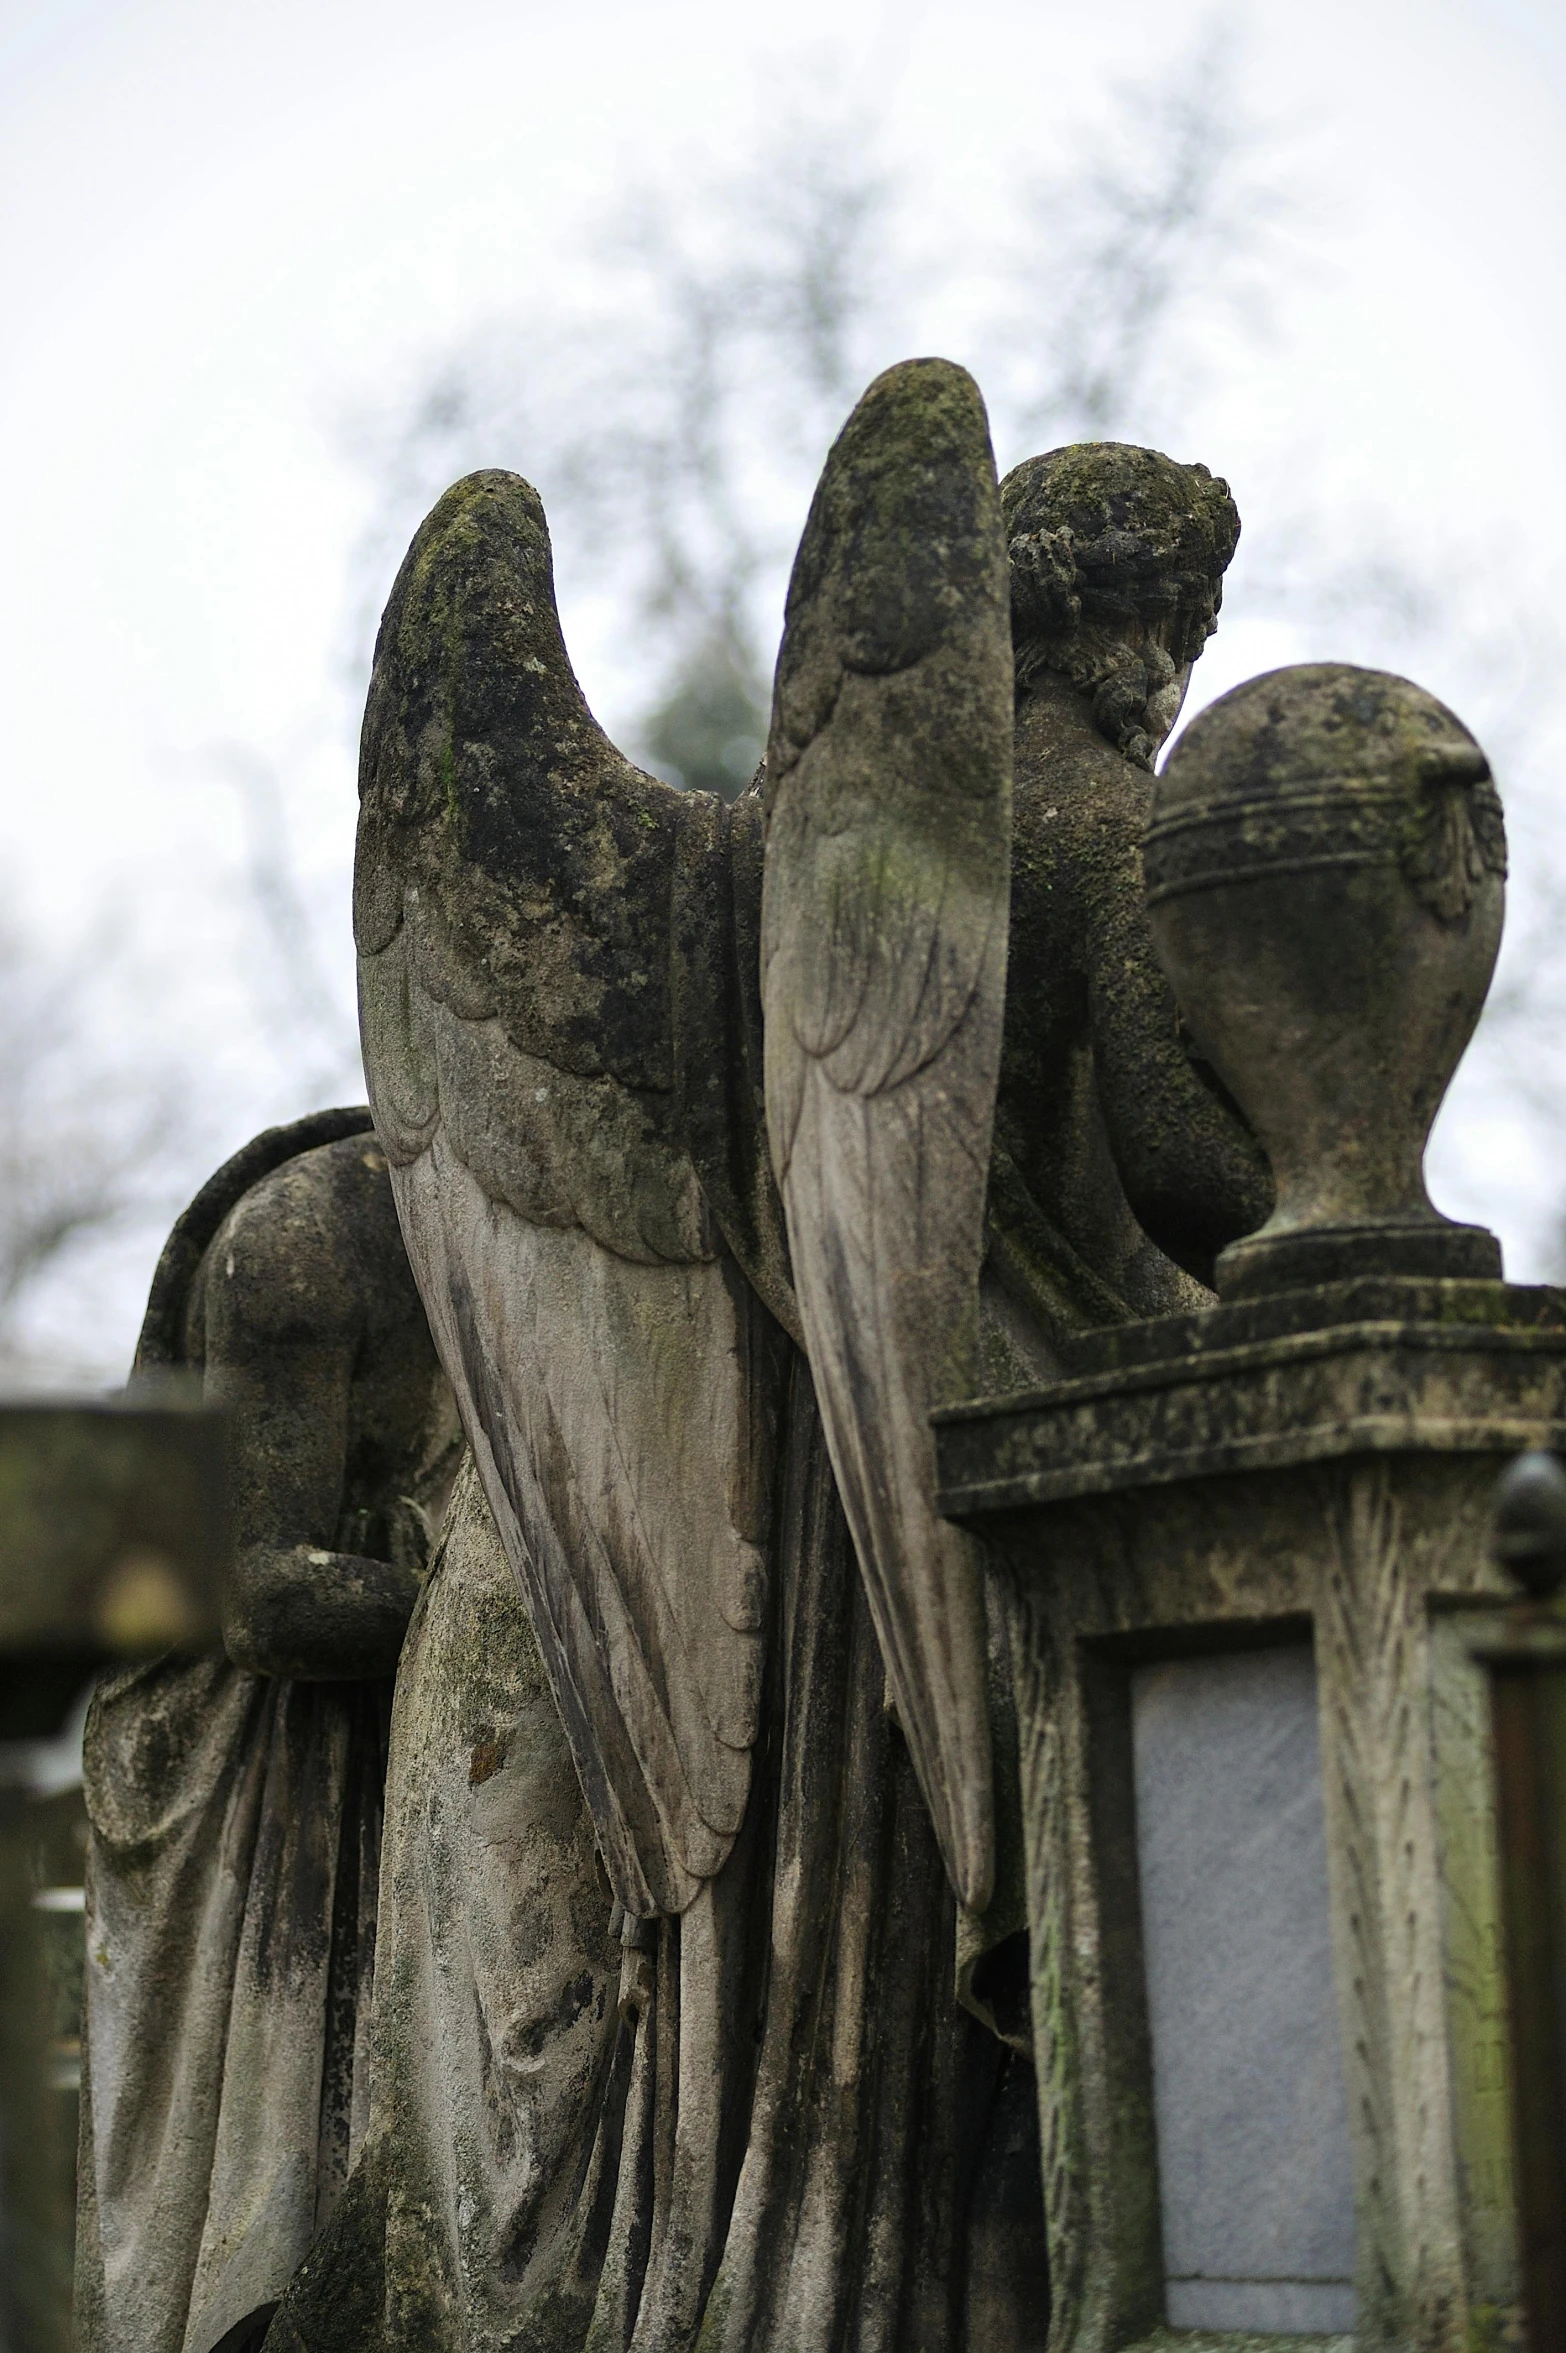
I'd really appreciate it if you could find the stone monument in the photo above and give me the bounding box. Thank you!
[72,350,1541,2353]
[75,1112,461,2353]
[261,365,1269,2353]
[937,664,1551,2351]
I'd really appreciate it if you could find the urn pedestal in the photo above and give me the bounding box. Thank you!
[937,1278,1566,2353]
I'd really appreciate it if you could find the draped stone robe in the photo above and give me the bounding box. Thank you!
[264,1396,1047,2353]
[75,1115,461,2353]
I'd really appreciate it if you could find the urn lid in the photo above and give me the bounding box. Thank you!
[1155,663,1501,842]
[1147,663,1507,928]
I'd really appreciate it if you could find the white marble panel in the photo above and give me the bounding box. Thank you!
[1132,1643,1357,2336]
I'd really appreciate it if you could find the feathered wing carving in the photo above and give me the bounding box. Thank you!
[356,471,779,1918]
[762,359,1013,1911]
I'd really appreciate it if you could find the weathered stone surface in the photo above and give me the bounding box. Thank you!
[941,1274,1552,2346]
[261,1457,622,2353]
[75,1114,460,2353]
[938,651,1537,2349]
[1145,664,1506,1298]
[267,1377,1052,2353]
[995,452,1271,1325]
[0,1378,230,2353]
[763,355,1013,1910]
[946,1386,1539,2353]
[328,366,1072,2353]
[356,464,788,1923]
[1427,1607,1519,2310]
[938,1278,1566,1512]
[301,386,1266,2353]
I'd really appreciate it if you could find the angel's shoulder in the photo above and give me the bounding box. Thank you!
[199,1136,417,1353]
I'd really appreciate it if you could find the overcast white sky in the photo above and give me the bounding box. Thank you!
[2,0,1564,1373]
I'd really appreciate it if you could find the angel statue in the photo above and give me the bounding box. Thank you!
[261,361,1270,2353]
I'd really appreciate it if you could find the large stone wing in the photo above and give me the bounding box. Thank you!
[761,360,1012,1911]
[355,471,781,1918]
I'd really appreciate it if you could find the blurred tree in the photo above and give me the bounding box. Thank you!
[0,748,363,1390]
[0,924,180,1386]
[350,29,1287,800]
[352,103,901,796]
[642,632,768,800]
[213,745,364,1099]
[982,19,1291,443]
[29,12,1566,1389]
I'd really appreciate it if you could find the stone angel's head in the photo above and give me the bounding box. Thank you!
[1001,443,1240,770]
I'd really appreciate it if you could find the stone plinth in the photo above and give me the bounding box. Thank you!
[936,1278,1566,2353]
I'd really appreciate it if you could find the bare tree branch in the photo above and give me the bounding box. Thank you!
[0,922,183,1371]
[985,17,1297,446]
[340,100,899,793]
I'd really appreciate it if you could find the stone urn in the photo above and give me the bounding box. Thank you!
[1143,662,1507,1297]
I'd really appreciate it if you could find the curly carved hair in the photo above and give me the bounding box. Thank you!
[1001,443,1240,768]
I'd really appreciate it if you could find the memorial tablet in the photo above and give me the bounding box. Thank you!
[1132,1644,1355,2334]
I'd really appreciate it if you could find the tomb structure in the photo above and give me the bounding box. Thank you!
[937,665,1554,2353]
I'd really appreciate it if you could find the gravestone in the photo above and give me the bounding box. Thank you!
[938,666,1542,2353]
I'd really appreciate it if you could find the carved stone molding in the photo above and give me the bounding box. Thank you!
[941,1279,1566,2353]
